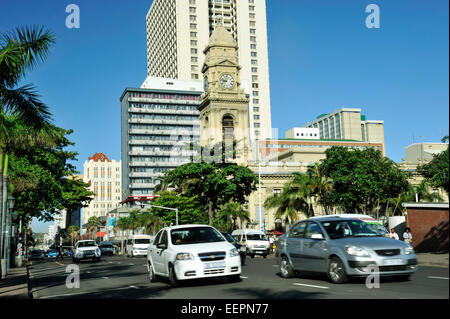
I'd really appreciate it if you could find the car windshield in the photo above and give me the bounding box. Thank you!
[135,239,150,244]
[171,227,226,245]
[222,233,236,243]
[320,219,383,239]
[77,241,96,247]
[101,245,114,248]
[31,251,42,255]
[246,234,267,241]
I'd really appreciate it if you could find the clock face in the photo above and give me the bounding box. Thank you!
[220,74,235,89]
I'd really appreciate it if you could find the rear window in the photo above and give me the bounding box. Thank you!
[135,239,150,244]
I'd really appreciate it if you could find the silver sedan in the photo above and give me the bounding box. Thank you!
[277,217,417,284]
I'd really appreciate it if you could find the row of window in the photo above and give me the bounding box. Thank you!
[130,114,199,121]
[129,103,198,111]
[131,92,200,101]
[130,124,197,131]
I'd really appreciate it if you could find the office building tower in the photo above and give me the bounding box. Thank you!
[146,0,272,142]
[120,77,203,200]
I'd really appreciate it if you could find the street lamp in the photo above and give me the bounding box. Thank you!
[139,203,179,226]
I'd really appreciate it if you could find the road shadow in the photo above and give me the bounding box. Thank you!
[224,287,326,299]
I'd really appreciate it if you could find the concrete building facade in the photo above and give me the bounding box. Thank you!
[120,77,203,199]
[146,0,272,142]
[82,153,122,229]
[303,108,385,149]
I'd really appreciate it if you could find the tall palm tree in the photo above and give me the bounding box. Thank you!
[87,216,102,241]
[67,225,80,247]
[264,183,304,231]
[1,25,55,235]
[306,163,334,214]
[216,202,250,232]
[138,211,163,235]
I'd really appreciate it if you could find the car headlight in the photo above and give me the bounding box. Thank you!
[176,253,194,261]
[404,246,415,255]
[346,246,370,257]
[229,248,239,257]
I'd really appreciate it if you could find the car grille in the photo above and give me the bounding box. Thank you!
[84,250,95,254]
[379,265,407,272]
[375,249,400,257]
[204,269,225,275]
[198,251,226,262]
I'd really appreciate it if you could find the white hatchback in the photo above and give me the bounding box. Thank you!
[146,225,242,287]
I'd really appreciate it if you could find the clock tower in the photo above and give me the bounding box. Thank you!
[198,22,250,165]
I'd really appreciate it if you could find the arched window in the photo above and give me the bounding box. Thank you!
[222,115,234,142]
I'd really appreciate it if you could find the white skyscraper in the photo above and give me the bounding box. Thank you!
[146,0,272,142]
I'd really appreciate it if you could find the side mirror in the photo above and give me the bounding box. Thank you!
[311,233,325,240]
[157,243,167,249]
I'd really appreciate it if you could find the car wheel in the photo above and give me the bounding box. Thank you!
[251,255,255,259]
[280,256,295,278]
[263,254,267,259]
[228,274,241,283]
[168,264,179,288]
[148,261,158,283]
[328,257,349,284]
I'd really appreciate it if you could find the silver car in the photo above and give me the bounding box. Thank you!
[277,217,417,283]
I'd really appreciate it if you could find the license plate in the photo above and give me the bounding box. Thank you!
[256,251,263,254]
[383,259,403,266]
[203,261,226,269]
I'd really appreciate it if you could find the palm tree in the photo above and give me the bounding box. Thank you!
[1,25,55,232]
[216,202,250,232]
[87,216,102,241]
[67,225,80,247]
[306,163,334,214]
[138,211,163,235]
[264,183,303,231]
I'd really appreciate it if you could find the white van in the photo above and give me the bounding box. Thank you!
[231,229,270,258]
[126,235,151,257]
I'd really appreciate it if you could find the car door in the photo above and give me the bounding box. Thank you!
[301,222,327,272]
[153,230,169,274]
[286,222,307,270]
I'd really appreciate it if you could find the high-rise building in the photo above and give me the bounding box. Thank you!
[120,77,203,200]
[82,153,121,229]
[146,0,272,142]
[302,108,385,155]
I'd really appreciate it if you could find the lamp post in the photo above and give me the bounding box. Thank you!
[140,203,179,226]
[6,197,15,272]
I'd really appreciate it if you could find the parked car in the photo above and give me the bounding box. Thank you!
[126,235,151,257]
[73,240,101,263]
[221,232,247,265]
[46,249,58,258]
[277,216,417,284]
[146,224,241,287]
[29,249,45,261]
[99,242,115,256]
[231,229,271,258]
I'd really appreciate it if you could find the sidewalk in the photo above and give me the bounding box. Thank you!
[416,252,449,268]
[0,266,31,299]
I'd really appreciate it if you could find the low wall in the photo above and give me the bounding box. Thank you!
[406,206,449,253]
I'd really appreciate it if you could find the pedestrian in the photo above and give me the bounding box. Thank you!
[55,244,64,261]
[269,235,275,253]
[389,228,399,240]
[403,227,413,245]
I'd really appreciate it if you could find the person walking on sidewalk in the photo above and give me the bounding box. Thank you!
[403,227,413,246]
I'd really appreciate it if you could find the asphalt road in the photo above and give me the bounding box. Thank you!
[28,255,449,299]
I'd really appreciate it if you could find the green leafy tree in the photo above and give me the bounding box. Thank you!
[319,147,410,214]
[150,191,208,226]
[264,183,302,230]
[162,162,258,225]
[418,139,449,195]
[67,225,80,246]
[87,216,102,241]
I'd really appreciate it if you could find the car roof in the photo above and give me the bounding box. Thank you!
[164,224,214,231]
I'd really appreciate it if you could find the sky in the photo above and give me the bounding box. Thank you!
[1,0,448,233]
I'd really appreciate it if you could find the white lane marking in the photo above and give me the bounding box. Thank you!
[129,285,140,289]
[240,276,248,279]
[102,276,109,279]
[273,265,279,267]
[128,263,135,266]
[428,276,449,280]
[293,283,330,289]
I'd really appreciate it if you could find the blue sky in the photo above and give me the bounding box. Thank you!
[1,0,448,232]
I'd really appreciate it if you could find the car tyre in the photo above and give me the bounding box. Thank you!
[168,264,180,288]
[280,256,295,278]
[228,274,241,283]
[327,257,349,284]
[148,261,158,283]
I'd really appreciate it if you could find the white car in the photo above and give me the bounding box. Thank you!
[146,225,242,287]
[73,240,101,263]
